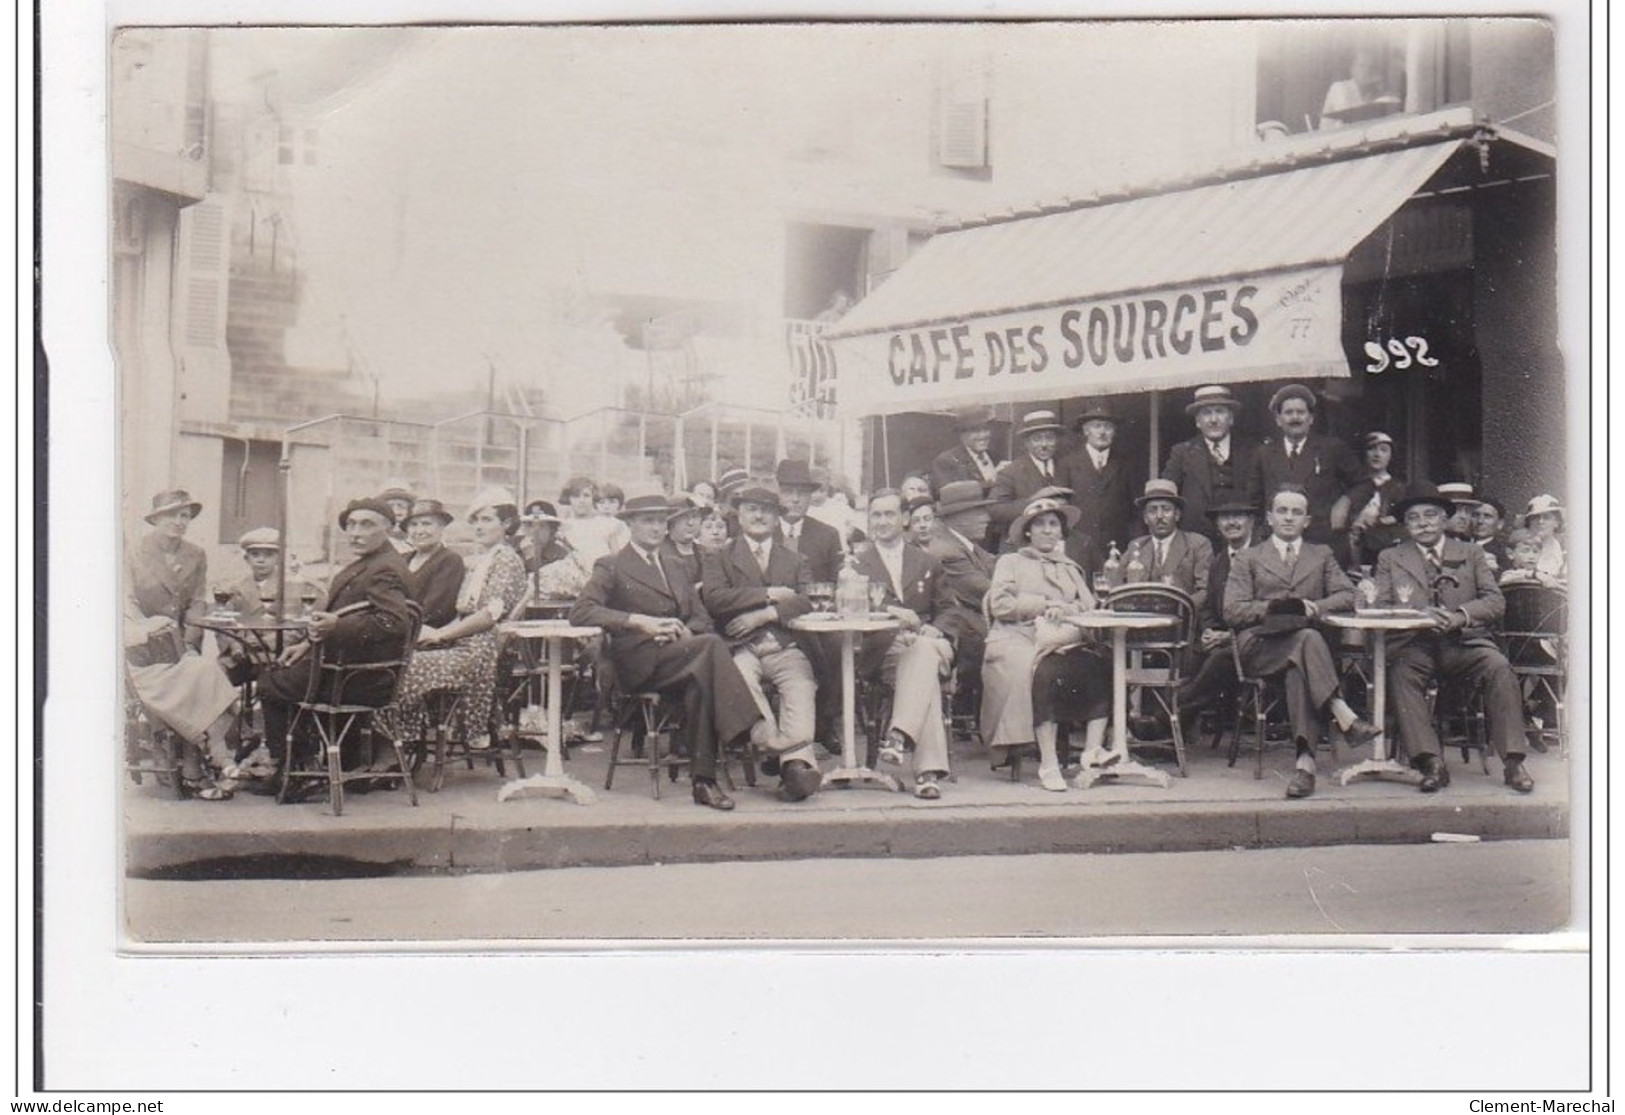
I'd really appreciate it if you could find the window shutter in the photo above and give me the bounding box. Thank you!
[176,195,230,349]
[938,95,988,169]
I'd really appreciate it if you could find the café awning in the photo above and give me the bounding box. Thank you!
[826,138,1469,418]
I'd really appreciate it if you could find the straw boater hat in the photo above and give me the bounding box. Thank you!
[733,485,786,515]
[1523,494,1565,527]
[1015,409,1065,439]
[618,493,678,520]
[1435,482,1480,509]
[951,405,996,432]
[1072,400,1119,427]
[466,486,519,520]
[1133,478,1185,510]
[1007,493,1083,545]
[936,480,996,518]
[405,498,454,526]
[1268,384,1317,413]
[1185,385,1242,416]
[143,488,203,524]
[522,499,562,524]
[338,497,395,530]
[1390,483,1456,519]
[237,527,281,551]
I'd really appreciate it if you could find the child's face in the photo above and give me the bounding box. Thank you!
[596,495,622,516]
[1511,542,1541,570]
[244,549,280,581]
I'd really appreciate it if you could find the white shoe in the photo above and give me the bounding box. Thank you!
[1038,766,1068,793]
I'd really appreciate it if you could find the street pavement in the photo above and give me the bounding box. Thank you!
[126,839,1572,941]
[122,725,1574,878]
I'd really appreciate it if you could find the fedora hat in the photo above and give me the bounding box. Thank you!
[618,493,677,520]
[1523,493,1565,526]
[378,478,416,503]
[405,498,454,526]
[951,405,996,432]
[143,488,203,524]
[665,494,706,521]
[338,497,396,530]
[467,486,519,521]
[1133,478,1184,510]
[522,499,562,524]
[1205,490,1258,517]
[1184,385,1242,416]
[1016,409,1064,439]
[936,480,995,518]
[1007,494,1083,546]
[733,485,785,515]
[237,526,281,551]
[1267,383,1317,413]
[774,459,817,489]
[1390,484,1456,519]
[1072,400,1119,427]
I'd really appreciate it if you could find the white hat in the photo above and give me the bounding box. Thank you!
[1523,494,1565,526]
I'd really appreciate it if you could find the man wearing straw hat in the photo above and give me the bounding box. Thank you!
[930,405,1005,496]
[1116,480,1214,611]
[988,409,1067,548]
[1162,385,1256,542]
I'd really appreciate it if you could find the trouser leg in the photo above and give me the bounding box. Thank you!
[1440,643,1528,760]
[1388,643,1443,758]
[884,636,951,774]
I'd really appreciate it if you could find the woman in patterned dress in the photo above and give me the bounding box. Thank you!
[376,488,529,747]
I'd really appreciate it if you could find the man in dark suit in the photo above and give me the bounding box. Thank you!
[775,458,846,583]
[1468,495,1513,574]
[930,405,1004,496]
[1245,383,1363,548]
[850,490,956,799]
[1058,400,1137,568]
[1376,487,1535,794]
[1225,486,1379,799]
[699,486,824,802]
[1113,479,1214,614]
[919,480,999,714]
[257,498,416,777]
[1162,385,1256,543]
[988,409,1067,549]
[571,495,790,810]
[1176,492,1260,730]
[401,499,465,629]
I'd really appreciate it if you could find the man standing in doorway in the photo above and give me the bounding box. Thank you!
[1246,383,1363,548]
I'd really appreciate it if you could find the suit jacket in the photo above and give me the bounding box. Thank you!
[321,545,415,664]
[852,540,952,628]
[1161,435,1257,540]
[1375,538,1505,650]
[1246,433,1364,545]
[404,546,466,628]
[1059,447,1137,552]
[778,514,844,584]
[1201,542,1254,631]
[1118,529,1214,617]
[923,524,996,613]
[659,538,704,593]
[570,545,718,681]
[1224,538,1354,632]
[988,454,1062,531]
[931,442,1003,495]
[699,534,814,652]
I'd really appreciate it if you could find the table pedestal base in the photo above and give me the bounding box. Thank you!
[1336,758,1424,787]
[1072,748,1172,790]
[497,773,599,804]
[825,765,903,792]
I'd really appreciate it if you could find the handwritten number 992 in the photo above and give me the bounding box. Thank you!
[1364,336,1439,374]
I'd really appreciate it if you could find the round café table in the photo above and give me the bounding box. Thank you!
[789,612,903,792]
[1322,610,1436,787]
[1058,611,1178,790]
[493,620,601,805]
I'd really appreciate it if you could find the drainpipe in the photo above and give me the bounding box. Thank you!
[278,414,345,622]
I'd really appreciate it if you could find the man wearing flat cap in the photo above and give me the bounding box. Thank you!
[256,498,415,781]
[1162,385,1257,543]
[698,485,825,802]
[931,406,1005,496]
[401,499,464,629]
[1374,486,1536,794]
[1059,400,1137,566]
[989,409,1069,548]
[1246,383,1363,548]
[571,494,795,811]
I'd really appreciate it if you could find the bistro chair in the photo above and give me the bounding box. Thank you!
[1223,636,1291,780]
[1107,583,1198,777]
[412,684,528,793]
[278,602,423,817]
[1500,583,1568,756]
[123,680,184,799]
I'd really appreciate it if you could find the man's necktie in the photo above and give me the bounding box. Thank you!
[1285,541,1298,566]
[1153,540,1168,577]
[1209,441,1226,466]
[644,549,670,593]
[753,542,770,573]
[1041,461,1052,479]
[783,523,799,551]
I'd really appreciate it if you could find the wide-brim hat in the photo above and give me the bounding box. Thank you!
[338,497,396,530]
[951,405,996,432]
[1205,491,1258,517]
[936,480,996,518]
[1268,383,1317,413]
[774,459,817,489]
[405,498,454,526]
[1072,400,1119,427]
[1008,494,1083,545]
[522,499,562,524]
[1016,409,1065,439]
[1523,494,1565,526]
[1390,485,1456,519]
[665,495,706,521]
[1184,385,1242,416]
[1133,478,1185,510]
[467,486,519,521]
[144,488,203,524]
[237,526,281,551]
[733,485,786,515]
[618,494,678,520]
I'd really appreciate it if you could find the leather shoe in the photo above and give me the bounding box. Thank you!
[1413,752,1450,793]
[760,755,782,778]
[692,779,735,811]
[1503,757,1535,794]
[777,760,822,803]
[1285,769,1316,799]
[1344,718,1382,746]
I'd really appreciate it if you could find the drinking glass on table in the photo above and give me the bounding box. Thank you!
[868,581,888,614]
[1395,582,1414,607]
[1091,572,1110,599]
[299,585,320,619]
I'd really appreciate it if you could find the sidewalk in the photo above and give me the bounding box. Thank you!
[123,731,1572,877]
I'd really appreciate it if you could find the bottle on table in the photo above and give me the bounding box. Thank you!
[836,554,870,618]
